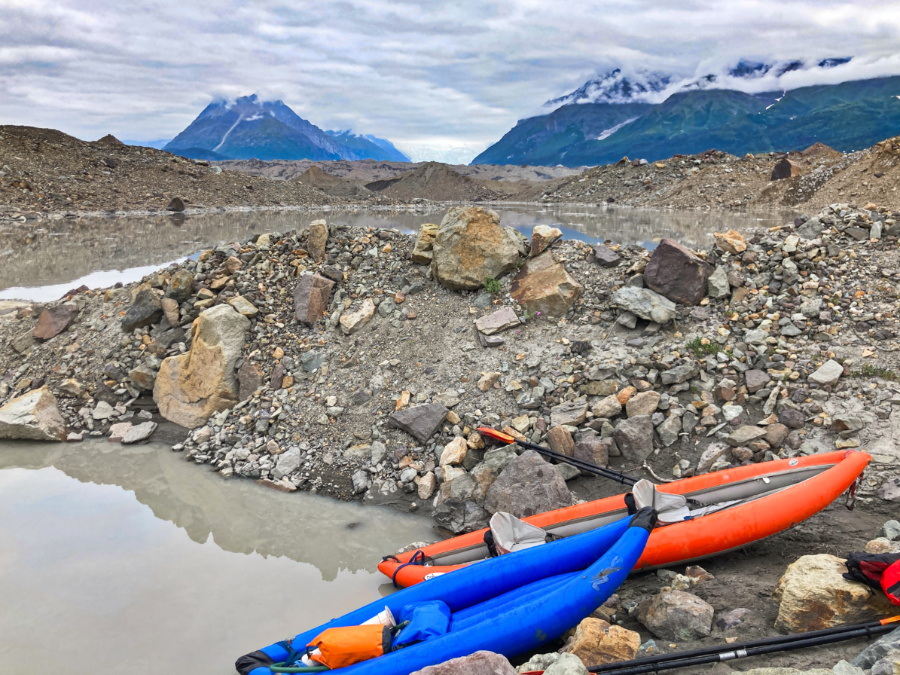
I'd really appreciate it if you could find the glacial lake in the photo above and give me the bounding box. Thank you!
[0,439,435,675]
[0,204,790,302]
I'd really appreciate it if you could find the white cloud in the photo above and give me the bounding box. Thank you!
[0,0,899,157]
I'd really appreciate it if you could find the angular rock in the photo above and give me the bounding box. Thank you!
[773,554,897,633]
[228,295,258,317]
[714,229,747,254]
[122,421,157,444]
[411,651,517,675]
[129,364,157,391]
[564,618,640,665]
[293,274,335,325]
[0,387,67,441]
[475,307,520,335]
[153,305,250,429]
[411,223,439,265]
[160,297,180,326]
[166,196,185,212]
[778,408,806,429]
[510,251,583,318]
[307,219,328,262]
[237,361,264,400]
[431,206,522,291]
[477,372,501,392]
[440,437,468,466]
[484,450,574,517]
[551,399,588,427]
[657,414,682,447]
[611,287,676,325]
[765,423,791,447]
[809,359,843,386]
[530,224,562,256]
[340,299,375,335]
[517,653,588,675]
[771,158,801,180]
[707,266,730,299]
[389,403,448,443]
[614,415,654,463]
[661,362,698,385]
[417,472,436,500]
[574,436,609,468]
[10,329,34,354]
[122,289,163,333]
[745,369,771,394]
[33,303,79,341]
[726,425,768,447]
[626,391,660,417]
[166,269,194,302]
[547,426,575,457]
[637,589,714,641]
[433,498,489,535]
[593,244,622,267]
[108,422,132,442]
[643,239,713,306]
[592,394,622,419]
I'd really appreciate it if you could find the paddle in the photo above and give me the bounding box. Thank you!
[583,615,900,675]
[477,427,637,486]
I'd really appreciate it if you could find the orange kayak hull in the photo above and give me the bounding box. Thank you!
[378,450,870,587]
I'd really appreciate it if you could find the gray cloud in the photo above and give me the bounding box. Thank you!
[1,0,899,160]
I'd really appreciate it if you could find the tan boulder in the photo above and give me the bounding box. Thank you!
[714,229,747,254]
[530,225,562,256]
[440,437,468,466]
[773,554,898,633]
[510,251,583,317]
[153,305,250,429]
[431,206,522,290]
[0,386,67,441]
[411,223,439,264]
[563,618,640,666]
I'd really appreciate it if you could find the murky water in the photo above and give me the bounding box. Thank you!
[0,204,790,302]
[0,439,435,674]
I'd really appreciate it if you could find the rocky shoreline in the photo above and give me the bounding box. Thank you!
[3,199,900,672]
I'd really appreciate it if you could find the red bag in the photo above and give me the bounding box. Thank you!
[844,552,900,605]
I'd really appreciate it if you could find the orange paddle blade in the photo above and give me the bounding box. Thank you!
[478,427,516,444]
[881,616,900,625]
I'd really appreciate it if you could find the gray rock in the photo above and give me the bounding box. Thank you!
[388,403,448,443]
[657,414,682,447]
[881,520,900,541]
[614,415,654,463]
[611,287,676,325]
[121,421,157,444]
[853,625,900,669]
[121,289,163,332]
[879,478,900,502]
[0,387,67,441]
[166,269,194,302]
[351,469,370,494]
[274,447,302,479]
[707,266,730,299]
[593,244,621,267]
[778,408,806,429]
[726,425,768,446]
[475,307,520,335]
[809,359,843,386]
[637,589,714,641]
[433,498,489,534]
[745,369,771,393]
[573,436,609,469]
[484,450,573,517]
[517,653,588,675]
[661,363,698,385]
[833,414,864,433]
[551,399,588,427]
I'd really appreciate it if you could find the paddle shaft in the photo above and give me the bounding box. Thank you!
[477,427,637,486]
[588,618,900,675]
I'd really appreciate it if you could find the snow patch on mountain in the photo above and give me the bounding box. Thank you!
[596,117,639,141]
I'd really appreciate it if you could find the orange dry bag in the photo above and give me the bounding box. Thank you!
[307,624,391,669]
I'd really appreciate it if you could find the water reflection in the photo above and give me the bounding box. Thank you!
[0,439,434,581]
[0,204,792,301]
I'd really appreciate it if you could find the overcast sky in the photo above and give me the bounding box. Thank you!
[2,0,900,161]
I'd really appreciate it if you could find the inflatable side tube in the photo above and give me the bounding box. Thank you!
[333,510,654,675]
[449,572,572,632]
[238,516,630,673]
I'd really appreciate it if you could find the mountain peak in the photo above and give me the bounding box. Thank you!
[545,68,673,108]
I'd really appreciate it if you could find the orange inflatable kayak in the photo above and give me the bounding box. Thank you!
[378,450,869,587]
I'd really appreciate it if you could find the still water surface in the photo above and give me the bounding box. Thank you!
[0,439,435,674]
[0,204,790,301]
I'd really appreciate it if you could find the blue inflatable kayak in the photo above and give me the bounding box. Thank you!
[236,508,655,675]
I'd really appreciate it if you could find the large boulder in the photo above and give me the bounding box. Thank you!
[293,274,335,325]
[643,238,713,306]
[484,450,574,517]
[563,618,640,665]
[771,158,802,180]
[33,303,80,341]
[0,386,67,441]
[433,498,490,535]
[611,287,676,324]
[510,251,583,317]
[431,206,522,290]
[411,651,516,675]
[306,219,329,262]
[153,305,250,428]
[637,589,714,641]
[773,554,898,633]
[166,269,194,302]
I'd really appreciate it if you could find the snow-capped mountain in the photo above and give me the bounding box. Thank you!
[544,68,673,108]
[164,95,407,162]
